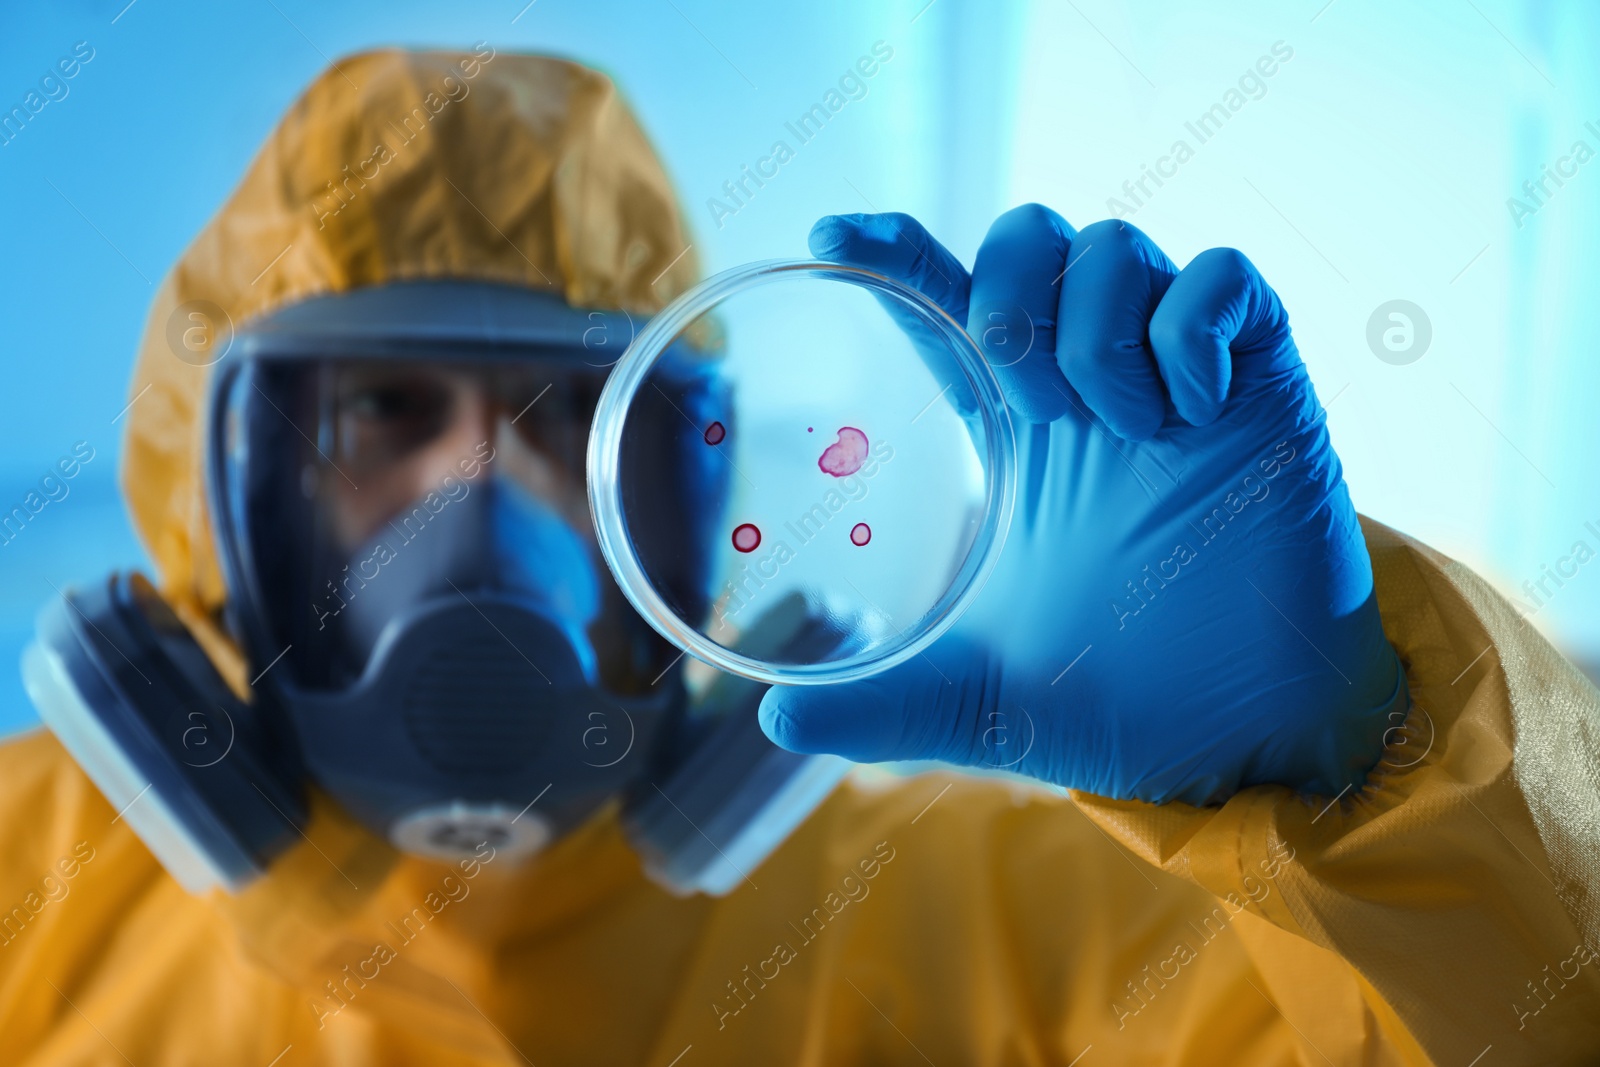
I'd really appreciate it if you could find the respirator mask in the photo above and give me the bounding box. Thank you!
[24,281,850,896]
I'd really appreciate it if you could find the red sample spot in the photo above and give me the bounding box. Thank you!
[732,523,761,553]
[807,426,814,433]
[818,426,868,477]
[704,421,726,445]
[850,523,872,546]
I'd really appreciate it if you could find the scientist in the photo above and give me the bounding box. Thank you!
[4,48,1597,1066]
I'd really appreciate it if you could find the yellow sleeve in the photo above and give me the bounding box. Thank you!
[1072,517,1600,1066]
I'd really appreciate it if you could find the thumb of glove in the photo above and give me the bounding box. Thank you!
[758,637,996,767]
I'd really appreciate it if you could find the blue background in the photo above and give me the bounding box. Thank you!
[1,0,1596,734]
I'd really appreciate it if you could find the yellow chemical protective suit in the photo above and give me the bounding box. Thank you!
[2,48,1597,1066]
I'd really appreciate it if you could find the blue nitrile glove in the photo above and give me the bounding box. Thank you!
[758,207,1406,805]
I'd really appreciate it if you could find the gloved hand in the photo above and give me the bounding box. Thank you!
[758,207,1406,805]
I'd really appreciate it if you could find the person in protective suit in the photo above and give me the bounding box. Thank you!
[6,46,1599,1066]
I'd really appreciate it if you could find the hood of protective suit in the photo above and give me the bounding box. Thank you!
[121,46,701,688]
[108,46,705,1039]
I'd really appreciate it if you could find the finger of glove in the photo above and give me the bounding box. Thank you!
[758,640,991,766]
[1148,246,1291,425]
[968,203,1077,424]
[1057,219,1178,441]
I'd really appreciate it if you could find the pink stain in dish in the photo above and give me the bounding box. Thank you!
[732,523,762,553]
[704,421,726,445]
[850,523,872,546]
[817,426,868,477]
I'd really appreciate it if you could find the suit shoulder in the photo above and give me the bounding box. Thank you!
[797,769,1084,860]
[0,728,146,891]
[831,768,1065,820]
[0,728,99,818]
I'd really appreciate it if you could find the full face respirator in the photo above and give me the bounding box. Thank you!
[23,280,850,897]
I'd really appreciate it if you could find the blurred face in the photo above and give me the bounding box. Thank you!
[325,363,592,551]
[317,360,663,690]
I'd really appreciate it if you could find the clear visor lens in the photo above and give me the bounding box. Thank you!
[227,356,698,694]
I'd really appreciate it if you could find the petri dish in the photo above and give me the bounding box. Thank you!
[587,260,1015,685]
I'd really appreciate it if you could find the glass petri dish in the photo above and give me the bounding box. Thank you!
[587,260,1015,685]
